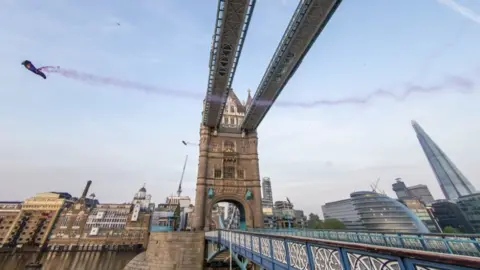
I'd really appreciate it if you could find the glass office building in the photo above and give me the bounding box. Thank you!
[322,199,364,230]
[402,199,440,232]
[350,191,429,233]
[431,200,475,233]
[457,193,480,233]
[411,120,477,201]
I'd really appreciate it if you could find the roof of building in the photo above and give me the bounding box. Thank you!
[50,192,73,199]
[0,201,22,204]
[408,184,428,189]
[228,90,247,113]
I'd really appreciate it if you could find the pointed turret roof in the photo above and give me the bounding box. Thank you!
[228,89,246,113]
[246,89,253,108]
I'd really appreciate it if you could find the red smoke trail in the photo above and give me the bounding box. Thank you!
[41,66,204,100]
[272,75,475,108]
[41,67,475,108]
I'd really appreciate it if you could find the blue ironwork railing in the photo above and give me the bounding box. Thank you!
[248,228,480,257]
[150,225,174,232]
[206,230,480,270]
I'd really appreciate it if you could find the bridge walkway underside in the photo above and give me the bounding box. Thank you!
[205,230,480,270]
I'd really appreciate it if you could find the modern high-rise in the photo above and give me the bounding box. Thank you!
[392,179,435,205]
[392,179,413,200]
[262,177,273,208]
[408,184,435,205]
[402,199,440,232]
[273,200,295,229]
[321,199,364,230]
[411,120,477,200]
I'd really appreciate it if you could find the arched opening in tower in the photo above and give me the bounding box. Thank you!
[210,201,246,230]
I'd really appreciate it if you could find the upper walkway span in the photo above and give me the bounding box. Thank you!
[206,229,480,270]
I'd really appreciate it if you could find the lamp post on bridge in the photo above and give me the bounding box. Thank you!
[181,140,199,147]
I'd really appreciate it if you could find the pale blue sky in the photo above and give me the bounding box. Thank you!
[0,0,479,215]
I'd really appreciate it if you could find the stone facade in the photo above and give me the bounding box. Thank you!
[193,90,264,230]
[49,203,150,249]
[123,231,205,270]
[49,183,151,250]
[123,90,264,269]
[193,127,264,230]
[0,202,22,246]
[1,192,72,248]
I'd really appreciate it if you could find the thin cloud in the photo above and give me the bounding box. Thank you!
[437,0,480,25]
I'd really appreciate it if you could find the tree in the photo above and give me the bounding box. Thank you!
[307,213,324,229]
[323,218,346,230]
[307,214,346,230]
[443,226,461,234]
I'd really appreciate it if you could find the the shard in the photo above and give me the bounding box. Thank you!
[412,120,476,201]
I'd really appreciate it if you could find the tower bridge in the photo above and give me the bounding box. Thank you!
[123,0,480,269]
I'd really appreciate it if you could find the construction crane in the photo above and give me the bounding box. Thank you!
[371,178,386,195]
[286,197,292,206]
[177,155,188,197]
[371,178,380,193]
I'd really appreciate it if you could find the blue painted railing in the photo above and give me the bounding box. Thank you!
[248,228,480,257]
[206,230,480,270]
[150,225,174,232]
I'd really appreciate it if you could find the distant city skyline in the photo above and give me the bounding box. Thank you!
[1,1,480,216]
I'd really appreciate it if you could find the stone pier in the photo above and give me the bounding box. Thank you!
[123,231,205,270]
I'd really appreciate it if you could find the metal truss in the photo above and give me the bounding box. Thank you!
[241,0,343,131]
[203,0,257,128]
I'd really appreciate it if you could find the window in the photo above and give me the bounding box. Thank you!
[211,143,220,152]
[224,140,235,151]
[214,169,222,178]
[58,216,69,227]
[224,166,235,179]
[237,169,244,179]
[73,216,82,227]
[230,106,235,113]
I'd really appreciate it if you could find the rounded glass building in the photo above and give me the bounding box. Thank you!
[350,191,429,233]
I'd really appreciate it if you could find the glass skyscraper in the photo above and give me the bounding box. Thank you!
[411,120,477,200]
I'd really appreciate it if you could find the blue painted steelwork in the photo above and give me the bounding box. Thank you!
[249,228,480,257]
[207,246,228,262]
[150,225,174,232]
[241,0,343,131]
[218,214,226,229]
[205,230,480,269]
[203,0,257,128]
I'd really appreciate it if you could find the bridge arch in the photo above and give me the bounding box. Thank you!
[205,194,255,230]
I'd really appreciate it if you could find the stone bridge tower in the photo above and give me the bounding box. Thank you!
[193,89,264,230]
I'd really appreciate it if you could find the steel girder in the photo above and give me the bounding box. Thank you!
[203,0,257,128]
[241,0,343,131]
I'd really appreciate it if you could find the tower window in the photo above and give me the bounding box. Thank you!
[224,166,235,179]
[224,140,235,151]
[237,169,244,179]
[214,169,222,178]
